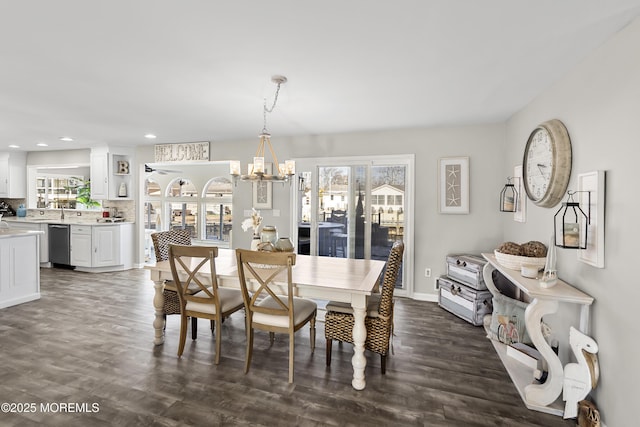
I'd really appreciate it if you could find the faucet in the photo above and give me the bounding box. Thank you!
[60,205,64,220]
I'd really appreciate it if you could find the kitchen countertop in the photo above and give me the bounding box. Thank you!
[0,229,45,239]
[2,217,133,226]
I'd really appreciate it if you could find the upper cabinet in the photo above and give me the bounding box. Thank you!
[90,147,135,200]
[0,151,27,198]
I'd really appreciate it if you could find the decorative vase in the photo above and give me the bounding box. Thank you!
[540,235,558,288]
[118,182,128,197]
[17,204,27,217]
[260,225,278,245]
[250,235,261,251]
[275,237,294,252]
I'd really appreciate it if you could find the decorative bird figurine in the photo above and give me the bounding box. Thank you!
[563,327,599,419]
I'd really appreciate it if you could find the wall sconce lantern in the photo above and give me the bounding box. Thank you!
[500,177,518,212]
[554,191,590,249]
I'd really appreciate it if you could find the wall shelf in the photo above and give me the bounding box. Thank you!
[90,147,135,201]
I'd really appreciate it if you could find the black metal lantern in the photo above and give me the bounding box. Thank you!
[554,191,590,249]
[499,177,518,212]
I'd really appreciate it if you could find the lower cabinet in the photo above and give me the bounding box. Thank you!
[70,225,93,267]
[0,232,40,308]
[7,221,49,264]
[70,224,133,272]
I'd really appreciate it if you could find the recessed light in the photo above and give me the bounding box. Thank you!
[37,142,48,147]
[60,136,74,142]
[8,144,20,148]
[144,134,157,139]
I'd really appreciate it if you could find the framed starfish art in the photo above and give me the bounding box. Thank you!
[438,157,469,214]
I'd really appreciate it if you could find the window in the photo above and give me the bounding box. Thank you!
[294,155,413,295]
[372,194,385,205]
[35,175,101,210]
[203,177,233,243]
[167,178,198,238]
[141,162,235,264]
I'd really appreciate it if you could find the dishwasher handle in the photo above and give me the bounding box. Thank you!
[49,224,69,229]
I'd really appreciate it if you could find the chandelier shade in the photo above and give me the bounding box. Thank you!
[230,75,295,184]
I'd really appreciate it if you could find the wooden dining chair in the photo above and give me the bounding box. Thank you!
[151,229,203,336]
[235,249,317,383]
[168,245,244,364]
[325,240,404,374]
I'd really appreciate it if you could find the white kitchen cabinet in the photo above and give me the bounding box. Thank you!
[92,225,120,267]
[7,220,49,264]
[90,149,109,200]
[0,151,27,198]
[71,223,133,272]
[0,231,41,309]
[70,225,93,267]
[90,146,134,200]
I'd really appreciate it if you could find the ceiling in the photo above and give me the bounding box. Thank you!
[2,0,640,152]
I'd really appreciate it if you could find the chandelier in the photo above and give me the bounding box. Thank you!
[230,75,295,184]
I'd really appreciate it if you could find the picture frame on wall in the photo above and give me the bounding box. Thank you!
[513,164,527,222]
[252,163,273,209]
[438,157,469,214]
[577,170,605,268]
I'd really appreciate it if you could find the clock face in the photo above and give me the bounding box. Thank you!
[525,128,553,202]
[522,119,572,208]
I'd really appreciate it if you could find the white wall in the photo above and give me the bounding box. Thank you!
[27,149,90,166]
[504,16,640,426]
[137,124,506,296]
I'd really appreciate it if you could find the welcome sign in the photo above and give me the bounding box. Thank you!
[154,141,210,163]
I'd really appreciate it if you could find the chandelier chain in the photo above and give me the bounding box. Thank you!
[262,80,283,133]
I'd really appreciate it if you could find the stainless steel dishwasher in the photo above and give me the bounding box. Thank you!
[48,224,71,265]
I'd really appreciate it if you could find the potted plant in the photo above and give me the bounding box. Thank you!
[69,177,101,209]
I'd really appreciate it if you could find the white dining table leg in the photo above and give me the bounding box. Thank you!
[351,294,368,390]
[151,277,166,345]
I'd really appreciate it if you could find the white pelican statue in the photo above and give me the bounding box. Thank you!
[563,326,599,419]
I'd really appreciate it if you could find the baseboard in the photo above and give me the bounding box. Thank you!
[412,292,438,303]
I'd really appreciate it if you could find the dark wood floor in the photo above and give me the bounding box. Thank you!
[0,267,574,426]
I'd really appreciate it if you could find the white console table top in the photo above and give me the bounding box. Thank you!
[482,253,593,305]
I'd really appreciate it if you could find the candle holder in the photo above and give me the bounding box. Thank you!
[500,177,518,212]
[540,235,558,288]
[554,191,590,249]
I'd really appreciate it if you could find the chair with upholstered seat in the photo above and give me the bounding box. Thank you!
[151,229,203,336]
[325,240,404,374]
[168,245,245,363]
[236,249,317,383]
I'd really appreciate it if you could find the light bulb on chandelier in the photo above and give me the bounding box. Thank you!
[230,75,295,184]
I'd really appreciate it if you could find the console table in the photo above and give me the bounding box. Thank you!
[481,253,594,416]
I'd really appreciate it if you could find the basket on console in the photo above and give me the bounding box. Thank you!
[494,250,546,271]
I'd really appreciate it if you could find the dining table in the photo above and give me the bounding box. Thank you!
[146,248,386,390]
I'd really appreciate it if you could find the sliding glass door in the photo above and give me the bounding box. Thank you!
[293,155,413,293]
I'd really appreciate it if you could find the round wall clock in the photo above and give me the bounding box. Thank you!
[522,119,572,208]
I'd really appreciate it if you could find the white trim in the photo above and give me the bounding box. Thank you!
[412,292,438,303]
